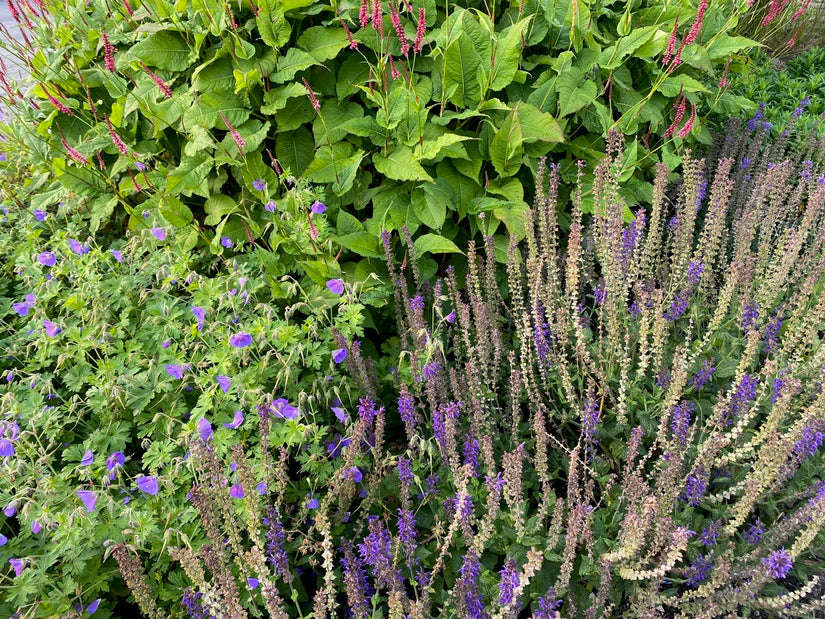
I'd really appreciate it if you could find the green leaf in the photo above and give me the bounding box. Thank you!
[128,30,195,71]
[165,152,213,198]
[490,109,523,177]
[373,147,433,182]
[204,194,236,226]
[298,26,349,63]
[436,160,481,218]
[257,0,291,49]
[183,91,249,129]
[159,195,194,227]
[556,67,597,118]
[599,26,659,70]
[261,82,307,114]
[660,75,710,97]
[332,232,383,258]
[274,97,314,131]
[337,210,364,236]
[443,32,483,108]
[183,124,215,157]
[706,34,761,60]
[514,101,564,143]
[412,187,447,229]
[337,56,370,99]
[276,126,315,177]
[192,57,235,93]
[313,100,363,145]
[490,17,531,91]
[271,48,319,83]
[414,233,463,255]
[304,143,365,194]
[419,133,473,160]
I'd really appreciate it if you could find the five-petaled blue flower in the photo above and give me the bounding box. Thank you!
[165,364,185,379]
[252,179,266,191]
[221,237,233,248]
[311,201,326,214]
[229,333,253,348]
[326,279,344,295]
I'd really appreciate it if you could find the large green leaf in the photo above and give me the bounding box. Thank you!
[165,152,213,198]
[313,100,363,145]
[443,32,482,108]
[184,91,249,129]
[276,126,315,177]
[271,48,319,83]
[490,17,531,91]
[414,233,463,255]
[706,34,761,60]
[411,187,447,229]
[298,26,349,63]
[192,57,235,93]
[257,0,291,49]
[436,160,481,218]
[128,30,195,71]
[373,147,433,182]
[514,101,564,143]
[419,133,473,161]
[204,194,236,226]
[159,194,194,227]
[304,143,364,195]
[556,67,597,118]
[490,109,523,177]
[261,82,306,114]
[599,26,658,70]
[332,232,383,258]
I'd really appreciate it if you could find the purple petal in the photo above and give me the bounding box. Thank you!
[80,450,94,466]
[38,252,56,266]
[150,227,166,241]
[307,497,319,510]
[326,279,344,295]
[111,249,124,263]
[223,410,244,429]
[33,209,47,221]
[230,483,245,499]
[264,200,277,212]
[216,375,231,393]
[272,398,299,420]
[106,451,125,471]
[136,476,159,495]
[247,577,259,589]
[87,599,101,614]
[12,302,31,316]
[31,520,41,534]
[43,320,61,337]
[135,161,147,172]
[311,200,326,214]
[256,481,267,495]
[0,440,14,458]
[332,348,347,363]
[68,239,84,255]
[9,558,26,577]
[165,364,184,379]
[197,417,213,442]
[229,332,252,348]
[0,533,7,546]
[221,236,233,248]
[77,490,97,512]
[331,406,348,424]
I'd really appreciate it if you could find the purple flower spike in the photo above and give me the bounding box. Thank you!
[311,200,326,214]
[252,179,266,191]
[87,599,101,614]
[43,320,61,337]
[229,332,252,348]
[332,348,347,363]
[165,364,184,379]
[80,450,94,466]
[38,252,56,266]
[764,548,793,579]
[197,417,213,442]
[271,398,299,420]
[326,278,344,295]
[77,490,97,512]
[216,375,231,393]
[223,410,244,429]
[9,558,26,577]
[150,228,166,241]
[136,476,159,495]
[230,483,245,499]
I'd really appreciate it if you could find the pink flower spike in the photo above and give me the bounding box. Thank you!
[341,19,358,50]
[139,62,172,98]
[102,33,115,72]
[359,0,370,28]
[302,78,321,111]
[677,102,697,138]
[77,490,97,512]
[413,8,426,53]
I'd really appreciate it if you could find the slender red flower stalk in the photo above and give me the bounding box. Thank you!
[96,151,107,171]
[359,0,370,29]
[106,115,129,155]
[47,94,72,115]
[762,0,790,26]
[718,55,731,88]
[683,0,707,46]
[305,207,319,239]
[102,33,115,73]
[663,19,679,66]
[664,90,686,138]
[224,2,237,29]
[791,0,810,20]
[389,55,400,80]
[6,0,20,23]
[670,39,685,68]
[139,62,173,98]
[302,78,320,111]
[677,102,697,138]
[122,0,133,16]
[129,169,143,192]
[413,8,426,53]
[218,110,245,154]
[341,19,358,50]
[390,3,408,56]
[61,136,90,166]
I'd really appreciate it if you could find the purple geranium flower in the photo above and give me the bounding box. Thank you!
[191,306,205,331]
[87,599,101,614]
[307,496,319,509]
[272,398,300,420]
[252,179,266,191]
[77,490,97,512]
[247,577,259,589]
[136,476,159,495]
[197,417,213,442]
[221,236,233,248]
[150,227,166,241]
[332,348,347,363]
[43,320,61,337]
[223,410,244,429]
[12,301,31,316]
[216,375,231,393]
[68,239,88,255]
[0,533,7,546]
[265,200,277,212]
[80,450,94,466]
[135,161,147,172]
[33,209,47,221]
[229,332,252,348]
[311,200,326,214]
[230,483,245,499]
[111,249,123,263]
[344,467,362,483]
[31,521,41,534]
[326,278,344,295]
[165,364,184,379]
[38,252,56,266]
[0,439,14,457]
[9,558,26,577]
